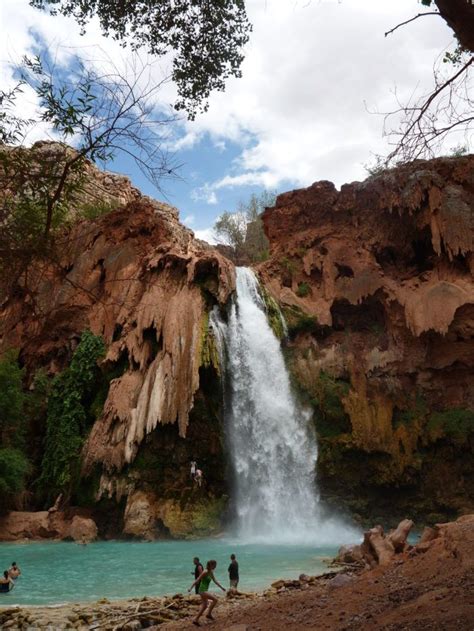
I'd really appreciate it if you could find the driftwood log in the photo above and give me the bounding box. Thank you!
[337,519,414,568]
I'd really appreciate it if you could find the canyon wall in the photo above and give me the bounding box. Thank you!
[2,149,473,539]
[0,152,234,538]
[259,155,474,524]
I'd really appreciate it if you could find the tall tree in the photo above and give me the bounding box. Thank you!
[214,190,276,263]
[30,0,251,119]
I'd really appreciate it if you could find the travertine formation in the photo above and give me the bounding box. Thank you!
[259,155,474,521]
[0,156,234,525]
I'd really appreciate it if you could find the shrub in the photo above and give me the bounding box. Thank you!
[310,372,351,438]
[287,314,319,338]
[296,281,310,297]
[0,349,26,446]
[40,330,106,498]
[0,448,30,498]
[427,408,474,436]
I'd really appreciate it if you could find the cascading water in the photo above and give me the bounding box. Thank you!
[211,267,357,545]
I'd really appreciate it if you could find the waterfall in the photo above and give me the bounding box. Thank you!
[211,267,357,545]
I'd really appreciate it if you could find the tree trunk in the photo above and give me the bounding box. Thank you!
[435,0,474,52]
[388,518,413,552]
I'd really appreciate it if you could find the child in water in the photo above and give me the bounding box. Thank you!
[188,559,226,626]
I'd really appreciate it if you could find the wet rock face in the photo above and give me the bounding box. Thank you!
[259,155,474,522]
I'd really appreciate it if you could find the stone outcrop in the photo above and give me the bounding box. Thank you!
[0,141,142,216]
[0,150,234,537]
[259,155,474,522]
[0,510,98,542]
[123,489,225,540]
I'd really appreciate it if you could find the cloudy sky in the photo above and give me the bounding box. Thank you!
[0,0,459,241]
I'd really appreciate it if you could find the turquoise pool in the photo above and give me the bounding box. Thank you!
[0,538,339,606]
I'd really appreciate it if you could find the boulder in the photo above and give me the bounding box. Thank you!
[123,491,157,540]
[328,573,354,590]
[68,516,98,543]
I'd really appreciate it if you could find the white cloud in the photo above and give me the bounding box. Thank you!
[182,214,195,226]
[171,0,460,189]
[0,0,463,203]
[190,185,218,205]
[193,227,218,244]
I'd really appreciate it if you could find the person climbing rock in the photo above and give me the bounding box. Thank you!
[192,557,204,594]
[188,559,226,626]
[190,460,197,481]
[228,553,239,589]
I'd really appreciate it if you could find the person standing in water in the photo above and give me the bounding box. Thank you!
[8,563,20,579]
[228,554,239,589]
[192,557,204,594]
[188,559,226,626]
[0,571,14,592]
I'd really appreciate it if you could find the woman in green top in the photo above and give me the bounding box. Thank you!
[188,559,226,626]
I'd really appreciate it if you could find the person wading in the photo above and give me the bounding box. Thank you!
[8,563,21,579]
[228,553,239,589]
[192,557,204,594]
[0,571,14,593]
[188,559,226,626]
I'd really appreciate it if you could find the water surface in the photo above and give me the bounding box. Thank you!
[0,539,338,606]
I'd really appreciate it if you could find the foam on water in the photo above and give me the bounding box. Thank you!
[211,267,358,545]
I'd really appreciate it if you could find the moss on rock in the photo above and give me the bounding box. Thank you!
[259,284,285,339]
[155,496,227,539]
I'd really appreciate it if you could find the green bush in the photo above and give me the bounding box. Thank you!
[427,408,474,436]
[310,371,351,438]
[0,349,26,446]
[392,394,428,430]
[296,282,310,297]
[287,314,319,338]
[280,256,297,274]
[40,330,106,498]
[0,448,30,497]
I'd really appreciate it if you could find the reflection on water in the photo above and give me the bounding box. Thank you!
[0,538,338,605]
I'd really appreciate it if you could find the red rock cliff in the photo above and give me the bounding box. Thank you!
[0,163,234,536]
[259,155,474,523]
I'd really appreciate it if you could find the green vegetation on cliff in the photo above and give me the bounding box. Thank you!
[0,350,30,505]
[307,371,351,438]
[428,407,474,438]
[40,331,106,499]
[260,285,285,339]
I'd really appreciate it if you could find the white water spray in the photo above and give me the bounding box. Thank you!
[211,267,358,545]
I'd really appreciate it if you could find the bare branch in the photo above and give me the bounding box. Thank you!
[384,12,440,38]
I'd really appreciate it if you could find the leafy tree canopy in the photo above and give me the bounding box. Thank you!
[30,0,251,119]
[214,190,276,263]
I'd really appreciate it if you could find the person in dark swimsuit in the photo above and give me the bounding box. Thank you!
[0,571,14,593]
[188,559,225,626]
[192,557,204,594]
[228,553,239,589]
